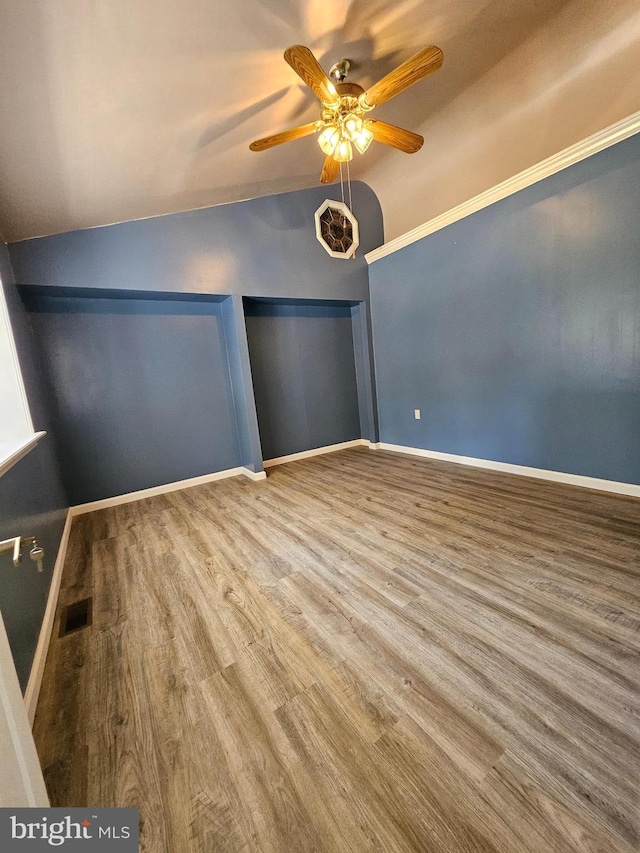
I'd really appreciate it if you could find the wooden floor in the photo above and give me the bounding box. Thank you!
[34,448,640,852]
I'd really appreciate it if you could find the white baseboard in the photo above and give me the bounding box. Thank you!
[263,439,368,468]
[67,444,376,512]
[376,442,640,498]
[70,466,248,515]
[242,467,267,482]
[24,508,73,726]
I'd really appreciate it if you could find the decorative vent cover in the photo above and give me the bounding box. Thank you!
[314,200,359,259]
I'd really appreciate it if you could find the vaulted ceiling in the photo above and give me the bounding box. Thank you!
[0,0,639,243]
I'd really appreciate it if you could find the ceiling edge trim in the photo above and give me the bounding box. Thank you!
[365,109,640,264]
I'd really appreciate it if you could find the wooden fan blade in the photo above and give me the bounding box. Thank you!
[368,120,424,154]
[284,45,339,106]
[320,155,339,184]
[361,46,443,108]
[249,122,319,152]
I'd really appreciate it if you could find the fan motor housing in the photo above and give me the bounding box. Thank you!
[334,82,365,98]
[314,200,359,259]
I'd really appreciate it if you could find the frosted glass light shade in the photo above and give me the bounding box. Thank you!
[343,113,363,140]
[334,137,353,162]
[353,125,374,154]
[318,126,340,155]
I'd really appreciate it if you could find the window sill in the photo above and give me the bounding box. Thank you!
[0,432,46,479]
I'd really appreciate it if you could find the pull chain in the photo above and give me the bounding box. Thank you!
[331,160,355,258]
[346,160,355,258]
[339,162,347,239]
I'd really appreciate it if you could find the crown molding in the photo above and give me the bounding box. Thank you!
[365,110,640,264]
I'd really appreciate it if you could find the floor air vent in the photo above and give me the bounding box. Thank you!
[59,597,93,637]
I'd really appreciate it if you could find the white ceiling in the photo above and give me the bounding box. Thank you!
[0,0,639,243]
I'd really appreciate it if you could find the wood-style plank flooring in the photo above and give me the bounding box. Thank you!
[34,448,640,852]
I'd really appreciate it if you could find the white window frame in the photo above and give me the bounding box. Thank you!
[0,276,44,477]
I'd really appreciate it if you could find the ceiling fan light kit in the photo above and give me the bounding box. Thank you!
[250,43,442,259]
[249,43,443,183]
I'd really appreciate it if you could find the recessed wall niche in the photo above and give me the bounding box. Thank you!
[243,298,362,461]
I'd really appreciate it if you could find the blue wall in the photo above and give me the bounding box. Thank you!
[369,133,640,485]
[23,291,240,505]
[10,184,384,499]
[0,242,68,690]
[245,300,361,460]
[10,183,382,301]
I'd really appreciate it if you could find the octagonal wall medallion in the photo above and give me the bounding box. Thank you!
[314,200,359,259]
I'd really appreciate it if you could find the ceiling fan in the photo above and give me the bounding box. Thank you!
[249,44,443,184]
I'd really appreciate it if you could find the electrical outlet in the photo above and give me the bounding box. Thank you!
[414,409,421,420]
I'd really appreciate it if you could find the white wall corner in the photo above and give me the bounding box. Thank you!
[242,468,267,481]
